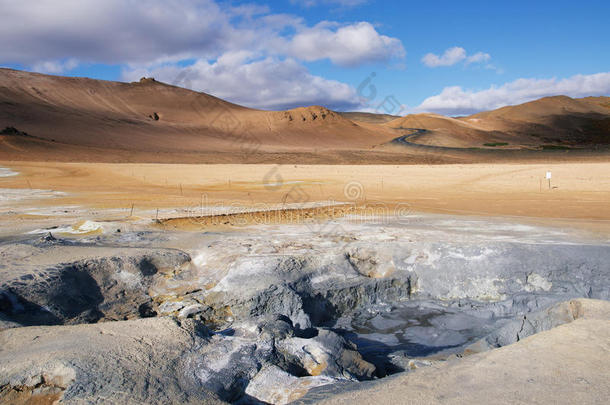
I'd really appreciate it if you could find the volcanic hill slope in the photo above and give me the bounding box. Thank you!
[0,68,397,163]
[338,111,400,124]
[0,68,609,163]
[385,96,610,149]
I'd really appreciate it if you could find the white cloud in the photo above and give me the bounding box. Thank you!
[0,0,231,65]
[422,46,491,68]
[0,0,405,110]
[465,52,491,65]
[291,22,405,66]
[31,58,79,74]
[422,47,466,67]
[291,0,369,7]
[122,56,362,111]
[0,0,403,68]
[416,72,610,115]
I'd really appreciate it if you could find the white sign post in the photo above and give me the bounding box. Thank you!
[546,171,552,189]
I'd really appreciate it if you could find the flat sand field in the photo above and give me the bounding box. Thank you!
[1,161,609,231]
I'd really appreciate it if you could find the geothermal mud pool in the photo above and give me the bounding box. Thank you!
[0,214,609,404]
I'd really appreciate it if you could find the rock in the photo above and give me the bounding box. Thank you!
[0,247,191,326]
[158,300,187,315]
[387,353,433,372]
[245,365,335,405]
[239,284,313,330]
[524,273,553,292]
[0,318,223,404]
[346,247,395,278]
[258,315,295,340]
[470,298,609,350]
[178,304,207,319]
[277,329,375,380]
[39,232,57,244]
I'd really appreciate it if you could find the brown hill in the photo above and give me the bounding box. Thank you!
[338,112,400,124]
[461,96,610,146]
[386,96,610,148]
[384,113,514,148]
[0,68,397,162]
[581,96,610,110]
[1,68,608,163]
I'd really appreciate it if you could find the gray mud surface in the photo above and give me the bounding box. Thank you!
[1,214,609,403]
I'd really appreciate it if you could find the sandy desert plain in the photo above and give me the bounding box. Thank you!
[0,69,609,404]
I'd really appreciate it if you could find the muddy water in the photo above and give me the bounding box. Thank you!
[329,301,512,375]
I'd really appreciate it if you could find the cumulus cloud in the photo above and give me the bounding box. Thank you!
[0,0,405,110]
[0,0,403,67]
[422,47,466,67]
[422,46,490,68]
[465,52,491,65]
[291,22,405,66]
[122,56,362,111]
[31,58,79,74]
[0,0,231,65]
[416,72,610,115]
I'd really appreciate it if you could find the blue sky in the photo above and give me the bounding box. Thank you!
[1,0,609,115]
